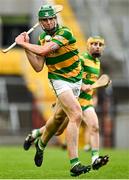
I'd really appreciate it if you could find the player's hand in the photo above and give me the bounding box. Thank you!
[15,32,29,45]
[21,32,30,42]
[81,84,92,92]
[105,80,112,87]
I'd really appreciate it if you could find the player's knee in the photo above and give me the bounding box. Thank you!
[69,108,82,126]
[75,112,82,124]
[91,124,99,133]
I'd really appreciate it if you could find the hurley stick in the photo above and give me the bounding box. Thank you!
[91,74,111,89]
[2,22,39,53]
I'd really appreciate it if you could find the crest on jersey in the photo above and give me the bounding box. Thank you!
[58,30,64,35]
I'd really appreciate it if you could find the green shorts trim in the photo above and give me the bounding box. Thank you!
[81,105,94,111]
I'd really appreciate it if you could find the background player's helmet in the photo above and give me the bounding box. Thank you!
[38,5,63,20]
[87,36,105,50]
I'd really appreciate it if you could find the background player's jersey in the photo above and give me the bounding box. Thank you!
[79,52,100,111]
[38,26,82,83]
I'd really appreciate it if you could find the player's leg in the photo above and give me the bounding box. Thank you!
[34,100,67,167]
[34,89,91,175]
[55,116,69,136]
[83,107,109,170]
[33,78,90,175]
[23,127,44,150]
[39,101,66,143]
[24,116,69,151]
[23,99,66,150]
[83,124,91,152]
[34,80,80,167]
[58,90,91,176]
[55,116,69,150]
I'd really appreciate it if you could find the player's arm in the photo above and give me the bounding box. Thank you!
[25,49,45,72]
[23,42,59,72]
[18,41,59,55]
[15,33,60,55]
[15,32,60,71]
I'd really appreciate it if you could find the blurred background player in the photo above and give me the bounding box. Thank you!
[78,36,109,170]
[15,4,91,176]
[82,93,98,152]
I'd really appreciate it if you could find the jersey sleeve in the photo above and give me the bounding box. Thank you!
[37,32,46,45]
[51,28,76,47]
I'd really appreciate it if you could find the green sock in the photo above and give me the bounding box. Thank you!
[91,149,99,163]
[70,158,80,167]
[32,129,42,138]
[38,138,46,150]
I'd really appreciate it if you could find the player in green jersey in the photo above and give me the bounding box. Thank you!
[78,36,109,170]
[23,36,109,171]
[15,4,91,176]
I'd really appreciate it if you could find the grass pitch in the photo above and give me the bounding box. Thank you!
[0,146,128,179]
